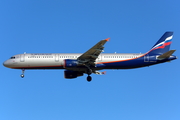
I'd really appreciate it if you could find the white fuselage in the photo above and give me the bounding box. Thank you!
[4,53,144,69]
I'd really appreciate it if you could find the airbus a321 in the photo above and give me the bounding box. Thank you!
[3,32,177,82]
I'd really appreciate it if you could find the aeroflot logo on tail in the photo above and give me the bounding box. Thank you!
[151,35,173,50]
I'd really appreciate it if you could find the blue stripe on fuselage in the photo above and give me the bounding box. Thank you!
[102,57,148,69]
[97,56,175,69]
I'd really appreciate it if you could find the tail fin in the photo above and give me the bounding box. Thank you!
[148,32,173,55]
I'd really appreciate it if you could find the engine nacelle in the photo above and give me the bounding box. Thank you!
[64,59,81,68]
[64,70,83,79]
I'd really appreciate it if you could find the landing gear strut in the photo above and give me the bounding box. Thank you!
[86,66,93,82]
[20,69,25,78]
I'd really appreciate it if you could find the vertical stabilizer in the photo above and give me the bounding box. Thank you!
[148,32,173,55]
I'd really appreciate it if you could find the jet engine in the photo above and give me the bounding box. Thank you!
[63,59,82,68]
[64,70,83,79]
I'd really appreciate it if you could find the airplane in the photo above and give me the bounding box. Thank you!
[3,32,177,82]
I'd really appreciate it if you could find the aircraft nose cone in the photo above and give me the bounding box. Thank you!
[3,60,9,67]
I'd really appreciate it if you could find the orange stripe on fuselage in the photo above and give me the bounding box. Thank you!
[97,54,146,64]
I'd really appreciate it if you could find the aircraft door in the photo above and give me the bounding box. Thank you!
[149,56,157,62]
[144,54,149,62]
[20,54,25,62]
[55,54,59,62]
[97,55,102,61]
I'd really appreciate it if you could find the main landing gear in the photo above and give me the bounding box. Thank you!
[86,70,106,82]
[20,69,25,78]
[86,66,92,82]
[87,75,92,82]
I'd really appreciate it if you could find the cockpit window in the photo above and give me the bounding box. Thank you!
[10,57,15,59]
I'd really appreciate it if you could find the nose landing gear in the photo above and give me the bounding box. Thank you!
[20,69,25,78]
[21,74,24,78]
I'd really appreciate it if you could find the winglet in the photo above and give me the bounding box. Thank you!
[105,38,110,41]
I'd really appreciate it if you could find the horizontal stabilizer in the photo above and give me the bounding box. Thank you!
[157,50,176,59]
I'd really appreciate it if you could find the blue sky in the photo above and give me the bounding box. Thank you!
[0,0,180,120]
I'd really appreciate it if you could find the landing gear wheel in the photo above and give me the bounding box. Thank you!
[87,76,92,82]
[21,74,24,78]
[21,69,25,78]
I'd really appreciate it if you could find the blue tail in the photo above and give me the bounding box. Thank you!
[148,32,173,55]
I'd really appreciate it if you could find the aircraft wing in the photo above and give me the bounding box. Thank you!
[77,38,109,66]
